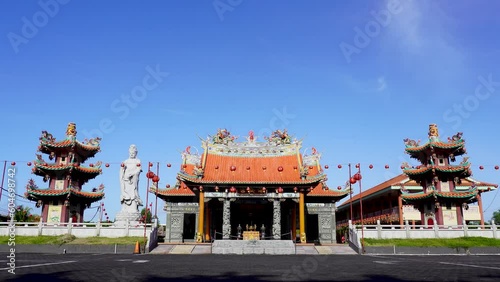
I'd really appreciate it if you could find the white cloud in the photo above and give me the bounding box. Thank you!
[377,76,387,92]
[380,0,466,98]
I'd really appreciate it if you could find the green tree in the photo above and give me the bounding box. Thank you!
[492,209,500,225]
[140,208,152,223]
[12,205,32,222]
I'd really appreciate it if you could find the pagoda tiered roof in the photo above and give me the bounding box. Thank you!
[401,187,478,203]
[32,162,102,181]
[24,180,104,205]
[38,123,101,161]
[402,163,472,181]
[403,125,466,163]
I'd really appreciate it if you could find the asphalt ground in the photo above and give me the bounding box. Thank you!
[1,253,500,281]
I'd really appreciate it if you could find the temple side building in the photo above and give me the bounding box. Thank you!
[336,174,497,228]
[152,129,349,243]
[337,124,498,229]
[25,123,105,223]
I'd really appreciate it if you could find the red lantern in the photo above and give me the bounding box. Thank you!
[495,165,499,170]
[215,165,219,169]
[246,166,251,170]
[215,186,219,192]
[27,162,32,166]
[146,171,155,179]
[369,164,373,169]
[167,163,172,167]
[354,173,362,181]
[350,177,357,184]
[136,163,141,167]
[385,165,389,169]
[149,162,153,167]
[277,187,284,193]
[262,166,267,170]
[121,163,124,167]
[262,187,267,192]
[89,163,94,167]
[105,163,109,167]
[479,166,484,170]
[293,165,297,169]
[309,166,314,169]
[166,184,170,188]
[355,163,360,169]
[11,162,15,166]
[230,186,237,193]
[152,175,160,183]
[277,166,284,172]
[324,165,329,169]
[337,186,342,190]
[246,187,250,192]
[230,165,236,171]
[338,164,342,169]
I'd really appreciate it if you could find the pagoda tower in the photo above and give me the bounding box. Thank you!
[25,122,105,223]
[400,124,478,226]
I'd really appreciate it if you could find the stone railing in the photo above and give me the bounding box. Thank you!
[349,220,499,240]
[0,219,154,238]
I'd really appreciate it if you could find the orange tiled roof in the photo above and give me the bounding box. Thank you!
[180,154,325,184]
[153,187,196,196]
[308,183,350,197]
[339,174,408,207]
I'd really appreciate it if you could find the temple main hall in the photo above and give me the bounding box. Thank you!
[152,129,349,243]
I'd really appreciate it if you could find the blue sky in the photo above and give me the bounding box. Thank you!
[1,0,499,222]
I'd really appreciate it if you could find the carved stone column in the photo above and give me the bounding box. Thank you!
[273,199,281,239]
[222,199,231,239]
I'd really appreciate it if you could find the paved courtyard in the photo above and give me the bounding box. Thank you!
[1,253,500,281]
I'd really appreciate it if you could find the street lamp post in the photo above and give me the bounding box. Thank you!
[349,163,353,221]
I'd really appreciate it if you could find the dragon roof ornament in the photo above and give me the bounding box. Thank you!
[265,129,292,145]
[211,128,236,145]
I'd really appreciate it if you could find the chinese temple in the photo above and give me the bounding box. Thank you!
[336,124,498,228]
[336,174,497,228]
[25,123,105,223]
[152,129,349,243]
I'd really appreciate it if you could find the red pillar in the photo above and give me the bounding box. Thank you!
[398,195,404,226]
[477,193,485,227]
[456,203,464,226]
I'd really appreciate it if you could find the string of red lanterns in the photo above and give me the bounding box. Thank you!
[3,160,500,171]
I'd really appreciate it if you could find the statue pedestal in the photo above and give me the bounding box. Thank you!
[114,211,141,227]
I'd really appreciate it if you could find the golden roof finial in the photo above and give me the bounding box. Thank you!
[428,124,439,138]
[66,122,77,137]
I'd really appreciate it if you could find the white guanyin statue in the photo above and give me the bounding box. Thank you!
[114,144,143,226]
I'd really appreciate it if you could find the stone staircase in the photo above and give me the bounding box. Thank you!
[212,240,296,255]
[150,242,357,255]
[295,244,358,255]
[150,243,211,254]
